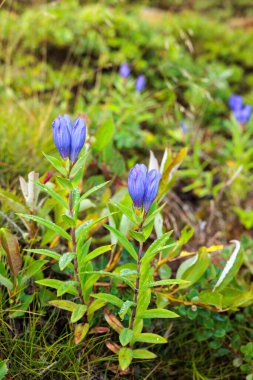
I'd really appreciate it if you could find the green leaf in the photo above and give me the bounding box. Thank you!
[82,245,111,264]
[59,253,76,271]
[71,304,87,323]
[43,152,67,176]
[119,300,135,320]
[111,201,139,225]
[143,204,165,227]
[104,225,137,261]
[17,214,71,241]
[138,308,179,319]
[146,279,188,288]
[94,115,115,151]
[132,349,157,359]
[119,328,134,346]
[91,293,124,309]
[81,270,135,290]
[62,215,76,228]
[0,274,13,290]
[49,300,78,312]
[0,188,27,213]
[0,360,8,380]
[79,181,110,203]
[87,299,106,318]
[25,248,60,260]
[214,240,242,291]
[56,176,73,191]
[70,151,89,178]
[133,332,167,344]
[76,213,116,244]
[199,290,223,308]
[36,279,78,296]
[36,182,68,209]
[176,252,210,288]
[129,230,146,243]
[142,231,173,265]
[118,347,133,371]
[21,260,48,285]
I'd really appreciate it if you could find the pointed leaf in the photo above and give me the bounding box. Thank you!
[105,225,137,261]
[138,308,179,319]
[82,245,111,264]
[43,152,67,176]
[132,349,157,359]
[59,252,76,271]
[118,348,133,371]
[17,214,71,241]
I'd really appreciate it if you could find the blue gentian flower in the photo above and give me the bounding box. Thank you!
[143,169,161,212]
[234,104,252,124]
[119,63,130,78]
[128,164,161,212]
[52,115,71,159]
[128,164,147,208]
[70,117,87,162]
[52,115,86,162]
[228,95,243,111]
[135,75,146,92]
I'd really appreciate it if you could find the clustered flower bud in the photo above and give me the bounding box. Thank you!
[128,164,161,212]
[52,114,86,162]
[228,94,252,124]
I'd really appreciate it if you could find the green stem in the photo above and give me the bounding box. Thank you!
[130,240,143,330]
[69,190,84,303]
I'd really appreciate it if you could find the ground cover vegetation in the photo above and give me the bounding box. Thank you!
[1,1,253,379]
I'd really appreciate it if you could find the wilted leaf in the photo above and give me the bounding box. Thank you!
[0,228,22,283]
[74,323,89,345]
[104,308,124,333]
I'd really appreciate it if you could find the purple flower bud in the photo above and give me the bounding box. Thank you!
[52,115,71,159]
[143,169,161,212]
[119,63,130,78]
[70,117,87,162]
[128,164,147,208]
[228,95,243,111]
[63,114,73,134]
[135,75,146,92]
[234,104,252,124]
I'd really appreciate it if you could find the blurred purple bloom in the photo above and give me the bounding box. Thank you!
[70,117,87,162]
[128,164,161,212]
[119,63,130,78]
[143,169,161,212]
[234,104,252,124]
[52,115,71,159]
[228,94,252,124]
[180,121,188,134]
[52,115,86,161]
[135,75,146,92]
[228,95,243,111]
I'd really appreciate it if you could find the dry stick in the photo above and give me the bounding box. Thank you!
[156,292,227,312]
[130,241,143,330]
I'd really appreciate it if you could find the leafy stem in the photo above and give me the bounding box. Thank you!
[130,237,143,330]
[67,162,84,304]
[68,189,84,304]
